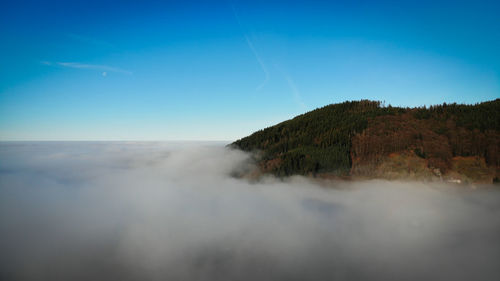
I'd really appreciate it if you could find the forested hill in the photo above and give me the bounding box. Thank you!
[231,99,500,183]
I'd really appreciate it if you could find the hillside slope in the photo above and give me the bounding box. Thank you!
[231,99,500,183]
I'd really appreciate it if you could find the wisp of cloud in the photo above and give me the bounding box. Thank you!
[1,142,499,281]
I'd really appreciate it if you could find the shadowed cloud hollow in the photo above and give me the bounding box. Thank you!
[0,142,500,281]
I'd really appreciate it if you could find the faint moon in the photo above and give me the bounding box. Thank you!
[102,71,107,77]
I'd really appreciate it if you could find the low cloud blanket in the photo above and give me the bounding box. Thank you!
[1,142,499,281]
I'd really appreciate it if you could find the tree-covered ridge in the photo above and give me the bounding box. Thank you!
[231,99,500,179]
[232,100,403,176]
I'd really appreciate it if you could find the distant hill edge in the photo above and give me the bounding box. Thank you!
[231,99,500,184]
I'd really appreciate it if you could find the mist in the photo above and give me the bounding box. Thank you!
[1,142,499,281]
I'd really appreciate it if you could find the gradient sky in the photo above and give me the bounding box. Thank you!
[1,0,499,140]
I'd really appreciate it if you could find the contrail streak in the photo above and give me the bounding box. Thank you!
[230,2,269,90]
[274,64,306,109]
[244,35,270,90]
[41,61,132,75]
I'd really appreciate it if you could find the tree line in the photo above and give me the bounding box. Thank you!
[232,99,499,176]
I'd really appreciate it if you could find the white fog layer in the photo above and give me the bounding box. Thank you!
[1,142,499,281]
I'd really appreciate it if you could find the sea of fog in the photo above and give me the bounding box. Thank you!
[1,142,499,281]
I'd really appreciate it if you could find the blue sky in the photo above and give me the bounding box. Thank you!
[1,0,499,140]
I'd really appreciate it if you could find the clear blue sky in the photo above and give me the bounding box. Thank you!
[1,0,499,140]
